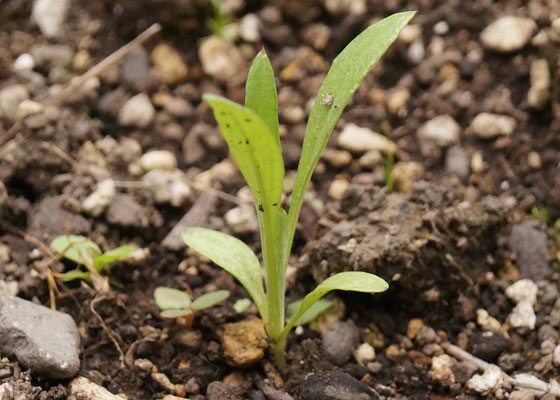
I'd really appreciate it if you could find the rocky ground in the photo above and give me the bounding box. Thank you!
[0,0,560,399]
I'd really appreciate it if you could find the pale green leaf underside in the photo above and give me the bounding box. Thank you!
[160,309,193,318]
[245,49,279,144]
[204,94,284,221]
[154,287,192,310]
[289,11,416,228]
[191,290,230,310]
[281,272,388,336]
[182,227,268,321]
[93,245,137,272]
[51,235,101,266]
[233,298,253,313]
[286,299,332,326]
[59,269,91,282]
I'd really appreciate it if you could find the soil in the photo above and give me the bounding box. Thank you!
[1,0,560,399]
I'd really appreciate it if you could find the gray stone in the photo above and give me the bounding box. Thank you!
[0,85,29,122]
[106,194,145,228]
[508,222,550,281]
[121,47,151,90]
[416,325,438,346]
[0,296,80,378]
[418,115,461,152]
[445,146,470,181]
[468,113,516,139]
[206,381,244,400]
[300,371,377,400]
[32,0,69,38]
[321,321,359,366]
[30,44,73,68]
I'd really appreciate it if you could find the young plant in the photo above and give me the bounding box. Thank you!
[154,287,229,327]
[206,0,234,38]
[182,11,415,367]
[51,234,137,287]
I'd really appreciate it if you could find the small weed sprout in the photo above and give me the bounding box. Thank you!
[51,235,137,289]
[206,0,234,38]
[154,287,229,327]
[182,12,416,367]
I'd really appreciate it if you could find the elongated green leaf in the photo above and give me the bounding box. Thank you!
[182,227,268,321]
[154,287,192,310]
[233,298,253,313]
[204,94,284,223]
[280,272,388,337]
[160,309,193,318]
[191,290,230,310]
[51,235,101,266]
[286,299,332,326]
[245,49,279,144]
[288,11,416,241]
[59,269,92,282]
[93,245,137,272]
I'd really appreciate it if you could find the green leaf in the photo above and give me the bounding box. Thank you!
[160,309,194,318]
[286,299,332,326]
[154,287,192,310]
[281,272,388,337]
[93,245,137,272]
[245,49,279,145]
[182,227,268,321]
[191,290,230,310]
[59,269,92,282]
[50,235,101,266]
[233,298,253,313]
[203,94,284,225]
[288,11,416,240]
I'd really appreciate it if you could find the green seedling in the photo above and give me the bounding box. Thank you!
[51,234,137,285]
[182,11,415,367]
[233,297,253,313]
[154,287,229,327]
[206,0,234,38]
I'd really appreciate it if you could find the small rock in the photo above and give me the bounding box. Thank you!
[553,345,560,365]
[358,150,382,169]
[13,54,35,72]
[509,390,536,400]
[121,47,151,89]
[175,329,202,350]
[354,343,375,365]
[466,365,503,395]
[385,344,403,361]
[150,44,188,85]
[445,146,470,181]
[142,170,191,207]
[321,321,360,366]
[471,150,484,173]
[408,40,425,64]
[538,324,559,342]
[30,44,73,68]
[328,179,349,200]
[509,301,536,331]
[387,88,410,115]
[431,354,456,386]
[527,151,542,170]
[300,371,377,400]
[224,204,258,234]
[16,100,43,121]
[391,162,424,193]
[476,308,502,332]
[399,25,422,44]
[239,14,261,42]
[217,319,268,366]
[199,36,248,83]
[81,178,116,217]
[0,296,80,378]
[206,381,244,400]
[106,194,145,228]
[32,0,69,38]
[418,115,461,151]
[498,352,521,372]
[416,325,438,346]
[468,331,508,361]
[140,150,177,172]
[337,123,395,154]
[0,85,29,122]
[480,16,537,52]
[70,376,123,399]
[407,319,424,340]
[434,21,449,35]
[164,98,193,119]
[527,59,550,109]
[451,360,478,384]
[303,23,331,50]
[468,113,516,139]
[282,105,305,124]
[0,280,18,297]
[72,49,90,71]
[508,222,550,281]
[118,94,155,128]
[505,279,538,305]
[541,338,556,355]
[323,149,352,168]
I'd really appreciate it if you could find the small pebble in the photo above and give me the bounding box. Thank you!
[415,325,437,345]
[528,151,542,169]
[527,59,550,109]
[118,94,155,128]
[505,279,538,305]
[418,115,461,149]
[466,365,504,395]
[70,376,123,399]
[13,53,35,72]
[468,113,516,139]
[239,14,261,42]
[0,85,29,122]
[337,123,395,154]
[354,343,375,365]
[445,146,470,181]
[150,44,188,85]
[407,319,424,340]
[81,178,116,217]
[224,204,258,234]
[387,88,410,115]
[328,179,349,200]
[399,25,422,44]
[32,0,69,38]
[434,21,449,35]
[471,151,484,173]
[321,321,360,366]
[480,16,536,52]
[431,354,455,386]
[509,301,536,331]
[508,222,550,281]
[140,150,177,172]
[476,309,501,332]
[553,345,560,365]
[391,161,424,193]
[142,170,191,207]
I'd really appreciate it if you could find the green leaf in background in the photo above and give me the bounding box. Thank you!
[160,308,194,318]
[233,298,253,313]
[154,287,192,310]
[288,11,416,238]
[281,272,388,337]
[182,227,268,321]
[203,94,284,222]
[191,290,230,310]
[93,245,137,272]
[50,235,101,266]
[59,269,92,282]
[286,299,332,326]
[245,49,279,145]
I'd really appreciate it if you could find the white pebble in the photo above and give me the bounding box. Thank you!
[13,53,35,71]
[468,113,516,139]
[354,343,375,365]
[505,279,538,305]
[82,179,116,217]
[509,301,536,331]
[466,365,504,395]
[553,345,560,366]
[338,123,395,154]
[418,114,461,148]
[140,150,177,172]
[434,21,449,35]
[431,354,455,387]
[225,204,258,234]
[480,16,536,52]
[32,0,69,38]
[142,170,191,207]
[239,14,261,43]
[118,94,155,128]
